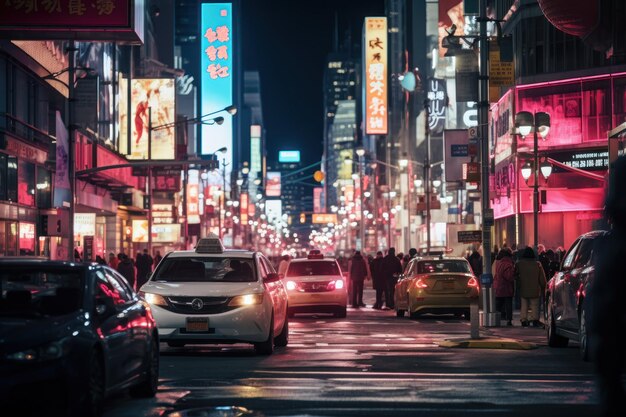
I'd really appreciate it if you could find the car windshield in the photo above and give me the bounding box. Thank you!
[287,261,340,277]
[153,257,257,282]
[0,267,84,317]
[417,260,470,273]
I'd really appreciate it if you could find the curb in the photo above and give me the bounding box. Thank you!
[437,337,538,350]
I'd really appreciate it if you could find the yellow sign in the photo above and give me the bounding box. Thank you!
[364,17,388,135]
[489,39,514,102]
[312,213,338,224]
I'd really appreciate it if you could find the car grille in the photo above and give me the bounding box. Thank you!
[299,281,332,292]
[163,296,235,315]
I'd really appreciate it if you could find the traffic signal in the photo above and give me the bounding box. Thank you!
[39,215,49,236]
[143,195,151,210]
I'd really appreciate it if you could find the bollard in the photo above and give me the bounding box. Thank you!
[470,301,480,339]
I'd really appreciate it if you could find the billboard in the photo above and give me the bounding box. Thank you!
[364,17,388,135]
[129,78,176,160]
[266,172,281,197]
[313,187,323,213]
[265,199,282,224]
[118,75,129,155]
[278,150,301,163]
[152,224,181,243]
[200,2,235,171]
[187,170,201,225]
[312,213,338,224]
[0,0,144,44]
[132,220,149,243]
[438,1,465,57]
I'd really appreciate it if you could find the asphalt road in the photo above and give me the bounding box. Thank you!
[104,289,601,417]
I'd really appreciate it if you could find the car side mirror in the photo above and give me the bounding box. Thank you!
[264,273,281,283]
[95,297,116,317]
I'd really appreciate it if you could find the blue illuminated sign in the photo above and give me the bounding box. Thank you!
[278,150,301,163]
[200,2,233,168]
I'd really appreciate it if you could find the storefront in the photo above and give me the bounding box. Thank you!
[490,72,620,249]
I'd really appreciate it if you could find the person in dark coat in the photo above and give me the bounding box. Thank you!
[588,155,626,417]
[468,248,483,278]
[95,255,107,265]
[136,249,153,289]
[382,247,403,309]
[493,249,515,326]
[348,251,370,308]
[117,254,136,290]
[370,251,385,309]
[154,250,163,268]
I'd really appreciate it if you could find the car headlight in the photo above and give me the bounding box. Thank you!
[228,293,264,307]
[140,292,168,307]
[6,341,67,362]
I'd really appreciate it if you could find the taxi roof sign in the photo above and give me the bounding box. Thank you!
[307,249,323,259]
[195,234,225,254]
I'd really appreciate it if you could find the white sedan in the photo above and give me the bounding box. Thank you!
[139,236,289,354]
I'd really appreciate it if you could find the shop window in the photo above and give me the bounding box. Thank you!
[19,222,35,256]
[7,156,17,202]
[581,79,611,142]
[18,160,35,207]
[36,166,52,209]
[0,221,5,255]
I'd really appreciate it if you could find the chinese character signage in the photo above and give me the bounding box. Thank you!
[187,170,201,225]
[427,78,446,135]
[364,17,387,135]
[200,2,234,171]
[0,0,144,44]
[128,78,176,160]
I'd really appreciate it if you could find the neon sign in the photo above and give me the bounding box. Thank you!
[364,17,388,135]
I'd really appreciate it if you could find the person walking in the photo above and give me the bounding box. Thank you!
[370,251,386,309]
[117,254,136,290]
[468,247,483,278]
[382,247,403,309]
[154,250,163,268]
[108,252,119,269]
[515,247,546,327]
[494,249,515,326]
[136,249,153,289]
[348,251,370,308]
[588,155,626,417]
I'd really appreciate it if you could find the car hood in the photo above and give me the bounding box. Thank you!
[141,281,263,297]
[0,313,83,355]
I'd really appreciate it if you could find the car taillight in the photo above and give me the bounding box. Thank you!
[467,277,479,288]
[286,281,297,291]
[415,278,428,289]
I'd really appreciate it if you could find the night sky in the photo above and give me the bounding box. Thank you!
[242,0,384,165]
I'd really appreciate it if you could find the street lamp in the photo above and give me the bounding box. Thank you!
[355,147,366,251]
[514,111,551,253]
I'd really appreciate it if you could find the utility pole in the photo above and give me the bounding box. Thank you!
[424,98,431,255]
[147,107,153,256]
[67,40,76,262]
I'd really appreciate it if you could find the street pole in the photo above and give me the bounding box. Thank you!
[533,125,539,254]
[67,40,76,262]
[424,98,431,255]
[147,107,153,256]
[479,0,496,326]
[359,157,365,251]
[387,187,392,249]
[405,169,410,252]
[222,157,227,240]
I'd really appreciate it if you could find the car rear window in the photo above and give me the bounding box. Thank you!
[0,267,84,317]
[152,257,256,282]
[286,261,340,277]
[417,260,470,273]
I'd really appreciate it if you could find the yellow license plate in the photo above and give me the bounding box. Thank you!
[186,317,209,332]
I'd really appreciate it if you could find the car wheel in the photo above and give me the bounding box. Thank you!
[579,305,590,362]
[275,315,289,347]
[130,335,159,398]
[75,351,104,417]
[547,303,569,348]
[167,341,185,348]
[254,316,275,355]
[334,307,347,318]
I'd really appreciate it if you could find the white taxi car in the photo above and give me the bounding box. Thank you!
[283,250,347,318]
[138,235,289,355]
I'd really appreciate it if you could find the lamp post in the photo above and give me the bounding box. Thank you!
[515,111,551,253]
[356,147,366,251]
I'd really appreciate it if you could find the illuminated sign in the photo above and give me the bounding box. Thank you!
[250,125,262,186]
[132,220,149,243]
[313,187,323,213]
[74,213,96,238]
[549,149,609,172]
[152,224,181,243]
[427,78,446,135]
[240,193,248,224]
[200,2,234,171]
[128,78,176,160]
[312,213,338,224]
[265,199,282,223]
[266,172,281,197]
[187,170,200,224]
[278,150,301,163]
[0,0,144,44]
[438,0,465,57]
[364,17,388,135]
[118,75,129,154]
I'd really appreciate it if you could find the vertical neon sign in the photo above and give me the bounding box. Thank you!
[200,2,233,170]
[364,17,388,135]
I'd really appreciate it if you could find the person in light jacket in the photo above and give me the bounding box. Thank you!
[515,247,546,327]
[494,249,515,326]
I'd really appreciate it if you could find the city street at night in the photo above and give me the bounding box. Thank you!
[101,291,598,417]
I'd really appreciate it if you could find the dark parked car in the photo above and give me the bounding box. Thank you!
[545,230,606,361]
[0,259,159,417]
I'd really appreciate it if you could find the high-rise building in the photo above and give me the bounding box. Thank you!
[242,71,265,202]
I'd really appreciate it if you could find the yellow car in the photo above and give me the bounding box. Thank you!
[394,256,479,319]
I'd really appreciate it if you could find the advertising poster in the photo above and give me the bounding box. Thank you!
[132,220,149,243]
[53,111,71,208]
[313,187,323,213]
[200,2,235,171]
[266,172,281,197]
[438,0,465,57]
[130,78,176,160]
[265,199,282,224]
[364,17,388,135]
[187,170,201,225]
[118,75,128,155]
